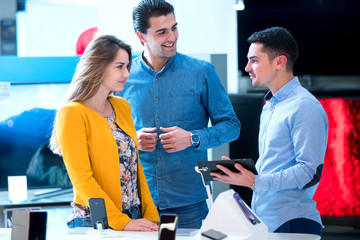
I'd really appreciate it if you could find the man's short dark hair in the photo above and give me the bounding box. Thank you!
[133,0,175,34]
[247,26,298,71]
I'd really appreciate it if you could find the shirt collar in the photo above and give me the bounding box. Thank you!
[264,76,300,103]
[139,52,176,75]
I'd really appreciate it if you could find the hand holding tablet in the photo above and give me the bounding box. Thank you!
[196,158,257,182]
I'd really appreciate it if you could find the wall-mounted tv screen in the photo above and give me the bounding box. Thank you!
[0,83,71,190]
[227,91,360,228]
[313,91,360,227]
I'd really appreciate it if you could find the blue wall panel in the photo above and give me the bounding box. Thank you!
[0,56,80,83]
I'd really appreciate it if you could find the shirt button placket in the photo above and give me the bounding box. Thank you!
[154,75,162,195]
[154,75,160,125]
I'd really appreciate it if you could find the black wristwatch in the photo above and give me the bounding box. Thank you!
[190,131,200,148]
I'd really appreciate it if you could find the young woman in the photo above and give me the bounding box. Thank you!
[50,35,159,231]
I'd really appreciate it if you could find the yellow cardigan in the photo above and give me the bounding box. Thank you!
[55,96,159,230]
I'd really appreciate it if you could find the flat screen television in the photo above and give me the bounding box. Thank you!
[0,83,71,190]
[228,91,360,228]
[237,0,360,76]
[312,90,360,228]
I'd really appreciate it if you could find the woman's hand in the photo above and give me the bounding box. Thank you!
[123,218,159,231]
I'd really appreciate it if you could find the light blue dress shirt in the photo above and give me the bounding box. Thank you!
[252,77,328,232]
[118,53,240,209]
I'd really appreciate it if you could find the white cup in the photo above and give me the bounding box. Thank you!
[8,176,28,203]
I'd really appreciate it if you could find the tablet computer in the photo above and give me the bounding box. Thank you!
[196,158,257,181]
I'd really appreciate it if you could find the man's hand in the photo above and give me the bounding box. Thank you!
[159,126,192,153]
[210,156,255,188]
[137,127,158,152]
[123,218,159,231]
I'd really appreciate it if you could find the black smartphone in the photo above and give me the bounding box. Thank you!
[233,192,260,225]
[88,198,109,229]
[158,214,178,240]
[201,229,227,240]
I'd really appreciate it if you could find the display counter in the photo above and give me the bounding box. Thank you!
[0,228,321,240]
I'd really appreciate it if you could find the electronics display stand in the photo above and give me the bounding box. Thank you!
[200,189,268,240]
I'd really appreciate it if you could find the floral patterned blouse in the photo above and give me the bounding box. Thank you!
[105,111,141,209]
[69,111,140,220]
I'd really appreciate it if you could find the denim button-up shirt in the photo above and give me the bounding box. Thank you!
[118,53,240,209]
[252,77,328,232]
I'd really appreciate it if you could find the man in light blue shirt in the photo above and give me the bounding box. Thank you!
[211,27,328,236]
[118,0,240,228]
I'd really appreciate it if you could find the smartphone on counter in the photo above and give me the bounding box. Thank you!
[88,198,109,229]
[201,229,227,240]
[158,214,178,240]
[233,192,260,225]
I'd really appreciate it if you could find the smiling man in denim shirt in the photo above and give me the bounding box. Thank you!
[118,0,240,229]
[211,27,328,237]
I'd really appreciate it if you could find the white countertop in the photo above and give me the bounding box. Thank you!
[0,228,321,240]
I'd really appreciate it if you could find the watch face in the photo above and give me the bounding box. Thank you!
[192,134,200,143]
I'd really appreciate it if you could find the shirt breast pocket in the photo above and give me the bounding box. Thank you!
[169,91,196,122]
